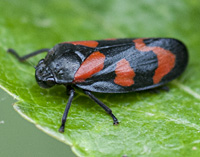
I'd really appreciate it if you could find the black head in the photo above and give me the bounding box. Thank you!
[35,59,56,88]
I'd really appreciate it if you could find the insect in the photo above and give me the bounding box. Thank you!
[7,38,188,132]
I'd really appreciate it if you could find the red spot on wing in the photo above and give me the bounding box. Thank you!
[68,40,99,47]
[133,38,176,84]
[74,51,105,82]
[114,59,135,86]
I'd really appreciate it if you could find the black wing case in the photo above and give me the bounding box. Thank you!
[74,38,188,93]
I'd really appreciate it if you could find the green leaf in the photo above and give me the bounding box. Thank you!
[1,0,200,156]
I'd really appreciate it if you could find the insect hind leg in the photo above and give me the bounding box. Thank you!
[149,85,170,94]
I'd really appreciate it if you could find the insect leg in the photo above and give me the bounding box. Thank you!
[7,48,50,62]
[150,86,170,94]
[59,86,75,133]
[83,90,119,125]
[66,85,72,96]
[160,86,170,92]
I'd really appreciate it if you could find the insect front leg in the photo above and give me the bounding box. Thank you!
[7,48,50,61]
[59,86,75,133]
[83,90,119,125]
[66,85,72,96]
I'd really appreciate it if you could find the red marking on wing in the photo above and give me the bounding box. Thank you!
[133,38,176,84]
[74,51,105,82]
[114,59,135,86]
[68,40,99,47]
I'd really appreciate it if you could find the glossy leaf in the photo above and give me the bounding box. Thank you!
[0,0,200,156]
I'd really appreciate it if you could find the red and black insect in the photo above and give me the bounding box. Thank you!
[8,38,188,132]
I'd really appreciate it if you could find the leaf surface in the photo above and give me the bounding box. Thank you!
[0,0,200,156]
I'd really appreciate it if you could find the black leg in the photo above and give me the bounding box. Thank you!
[59,86,75,133]
[66,85,72,96]
[150,85,170,94]
[84,90,119,125]
[160,86,170,92]
[7,48,50,62]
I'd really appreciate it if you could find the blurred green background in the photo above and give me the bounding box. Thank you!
[1,0,200,156]
[0,89,75,156]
